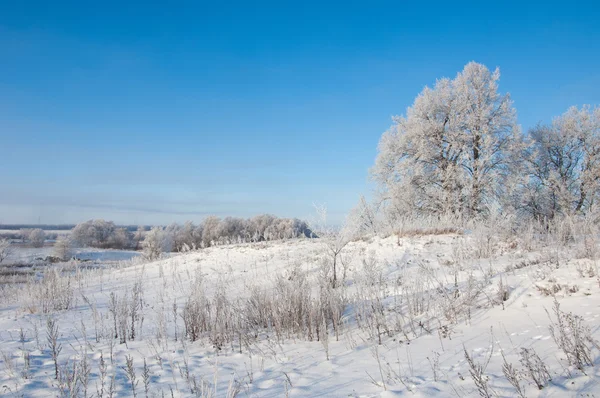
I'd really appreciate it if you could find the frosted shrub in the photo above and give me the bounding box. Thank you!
[209,282,234,350]
[46,317,62,380]
[26,268,74,313]
[117,296,130,344]
[177,265,348,348]
[464,341,494,398]
[181,275,209,343]
[471,222,497,259]
[354,256,390,344]
[519,347,551,390]
[271,270,313,341]
[547,298,600,371]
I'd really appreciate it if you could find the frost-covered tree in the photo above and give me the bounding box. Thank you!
[216,217,243,244]
[311,204,356,288]
[264,218,285,240]
[192,222,204,248]
[155,216,309,252]
[29,228,46,248]
[250,214,276,242]
[201,216,221,247]
[133,226,145,250]
[372,62,520,219]
[0,239,12,264]
[71,220,134,249]
[520,105,600,219]
[72,219,117,248]
[165,221,203,251]
[109,228,133,250]
[347,196,379,236]
[19,228,30,242]
[179,221,196,247]
[165,223,182,250]
[53,236,72,261]
[173,221,198,250]
[142,227,172,260]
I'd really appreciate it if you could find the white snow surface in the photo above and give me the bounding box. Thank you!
[2,246,140,266]
[1,234,600,397]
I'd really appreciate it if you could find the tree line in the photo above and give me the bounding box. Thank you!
[70,215,312,253]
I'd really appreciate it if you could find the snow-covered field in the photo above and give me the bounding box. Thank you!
[1,233,599,397]
[2,246,140,266]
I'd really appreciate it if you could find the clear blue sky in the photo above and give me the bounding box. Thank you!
[1,1,599,225]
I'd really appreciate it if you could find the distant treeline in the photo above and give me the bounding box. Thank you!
[70,215,313,251]
[0,224,75,231]
[0,224,149,232]
[2,215,313,251]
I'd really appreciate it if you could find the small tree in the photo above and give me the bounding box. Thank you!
[29,228,46,248]
[347,196,379,237]
[201,216,221,247]
[142,227,171,260]
[53,236,72,261]
[311,204,354,288]
[133,226,145,250]
[109,228,132,249]
[0,239,12,264]
[20,228,30,242]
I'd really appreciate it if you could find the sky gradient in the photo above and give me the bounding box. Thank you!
[1,1,599,225]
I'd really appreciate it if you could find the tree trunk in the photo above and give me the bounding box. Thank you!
[332,253,337,288]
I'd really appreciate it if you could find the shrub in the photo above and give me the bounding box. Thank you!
[547,298,600,371]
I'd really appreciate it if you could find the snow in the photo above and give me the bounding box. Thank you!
[2,246,140,266]
[1,234,600,397]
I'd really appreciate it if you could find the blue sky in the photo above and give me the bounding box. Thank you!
[1,1,599,225]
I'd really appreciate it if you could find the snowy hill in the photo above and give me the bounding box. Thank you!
[1,233,599,397]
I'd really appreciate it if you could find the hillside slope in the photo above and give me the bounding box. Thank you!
[1,234,599,397]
